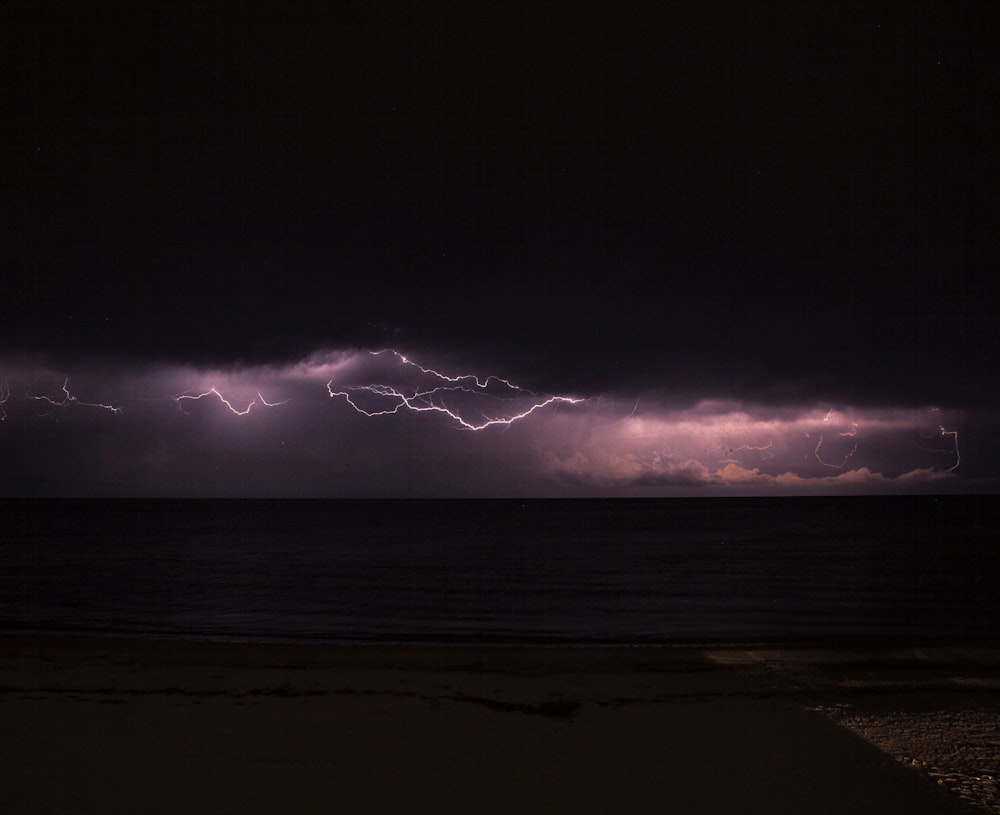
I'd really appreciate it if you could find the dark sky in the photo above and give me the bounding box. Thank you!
[3,2,997,495]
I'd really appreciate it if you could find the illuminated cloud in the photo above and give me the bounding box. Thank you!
[539,401,964,493]
[0,348,982,497]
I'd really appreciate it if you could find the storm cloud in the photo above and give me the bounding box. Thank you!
[0,348,984,497]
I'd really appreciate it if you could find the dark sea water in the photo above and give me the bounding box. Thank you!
[1,497,997,644]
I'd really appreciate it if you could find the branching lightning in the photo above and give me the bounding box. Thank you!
[727,440,774,460]
[30,377,122,415]
[256,392,289,408]
[814,411,860,468]
[814,434,859,468]
[0,350,974,495]
[372,349,522,391]
[940,425,960,471]
[327,350,584,430]
[172,388,288,416]
[913,420,962,473]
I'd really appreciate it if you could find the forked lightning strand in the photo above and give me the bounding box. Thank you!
[913,424,962,472]
[30,377,122,414]
[328,351,584,430]
[940,425,960,471]
[815,412,859,468]
[728,441,774,460]
[173,388,288,416]
[372,349,521,390]
[814,434,859,469]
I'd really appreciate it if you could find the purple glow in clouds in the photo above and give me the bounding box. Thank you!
[0,348,976,496]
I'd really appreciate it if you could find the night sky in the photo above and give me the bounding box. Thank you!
[3,2,997,496]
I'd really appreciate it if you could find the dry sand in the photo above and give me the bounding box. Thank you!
[1,637,996,814]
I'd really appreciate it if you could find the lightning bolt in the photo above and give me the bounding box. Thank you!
[256,392,290,408]
[840,422,859,437]
[913,417,961,473]
[371,349,522,391]
[939,425,960,471]
[173,388,288,416]
[814,434,859,469]
[726,440,774,460]
[327,351,584,430]
[814,411,860,468]
[30,377,122,414]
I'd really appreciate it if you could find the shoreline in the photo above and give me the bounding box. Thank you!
[4,628,999,647]
[3,636,996,814]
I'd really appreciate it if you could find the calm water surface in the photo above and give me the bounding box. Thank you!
[1,497,997,644]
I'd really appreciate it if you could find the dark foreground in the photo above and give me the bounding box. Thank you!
[2,637,997,814]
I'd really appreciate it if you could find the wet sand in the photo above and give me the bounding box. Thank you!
[1,637,996,814]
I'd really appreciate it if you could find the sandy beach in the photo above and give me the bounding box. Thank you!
[1,637,996,814]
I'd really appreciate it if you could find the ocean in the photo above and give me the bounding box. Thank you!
[1,496,997,644]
